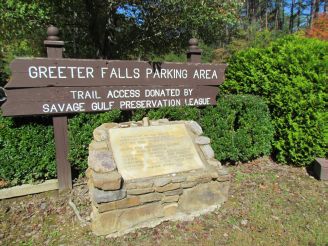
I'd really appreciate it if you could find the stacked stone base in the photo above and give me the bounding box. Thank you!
[87,119,230,237]
[89,167,230,237]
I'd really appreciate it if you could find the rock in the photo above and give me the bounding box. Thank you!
[240,219,248,226]
[171,175,186,183]
[181,181,198,189]
[200,144,215,159]
[92,203,163,235]
[156,183,180,193]
[119,124,129,128]
[143,117,150,127]
[162,195,180,203]
[178,181,229,213]
[95,197,141,212]
[90,187,126,204]
[88,150,116,172]
[186,171,211,182]
[207,165,220,180]
[125,179,153,189]
[153,177,171,187]
[186,121,203,135]
[163,203,178,217]
[150,121,160,126]
[195,136,210,145]
[217,174,230,182]
[127,187,155,195]
[217,167,229,176]
[158,119,169,124]
[90,170,122,190]
[139,193,164,203]
[93,128,108,142]
[207,159,222,167]
[163,188,183,196]
[40,202,46,210]
[216,168,231,182]
[101,123,118,129]
[209,171,219,180]
[130,122,140,127]
[89,141,108,151]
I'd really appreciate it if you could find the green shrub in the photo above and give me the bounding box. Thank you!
[222,35,328,165]
[200,95,274,163]
[68,110,122,173]
[0,114,56,186]
[0,94,273,185]
[131,100,273,164]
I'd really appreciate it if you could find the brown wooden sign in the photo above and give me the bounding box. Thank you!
[2,85,218,116]
[6,58,226,88]
[3,58,225,116]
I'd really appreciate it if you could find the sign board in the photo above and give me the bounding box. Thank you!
[109,124,205,180]
[2,59,225,116]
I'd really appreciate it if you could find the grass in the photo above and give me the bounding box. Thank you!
[0,157,327,245]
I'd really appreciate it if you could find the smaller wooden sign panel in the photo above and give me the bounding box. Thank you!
[2,86,217,116]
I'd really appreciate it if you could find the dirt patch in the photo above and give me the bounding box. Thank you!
[1,157,327,245]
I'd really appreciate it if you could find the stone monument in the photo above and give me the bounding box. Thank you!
[87,118,230,237]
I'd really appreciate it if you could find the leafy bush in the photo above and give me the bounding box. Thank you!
[222,35,328,165]
[200,95,274,163]
[0,114,56,186]
[131,100,273,164]
[0,94,274,185]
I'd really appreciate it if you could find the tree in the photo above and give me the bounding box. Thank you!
[0,0,51,86]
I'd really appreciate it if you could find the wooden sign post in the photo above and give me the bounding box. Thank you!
[1,26,226,190]
[44,26,72,190]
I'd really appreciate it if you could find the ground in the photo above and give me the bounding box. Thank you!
[0,157,327,246]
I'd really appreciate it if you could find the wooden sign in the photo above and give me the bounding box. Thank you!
[7,58,226,88]
[3,58,225,116]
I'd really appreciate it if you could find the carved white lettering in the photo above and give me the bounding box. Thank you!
[42,103,85,113]
[28,66,38,79]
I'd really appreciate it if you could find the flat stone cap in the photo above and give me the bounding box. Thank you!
[316,158,328,168]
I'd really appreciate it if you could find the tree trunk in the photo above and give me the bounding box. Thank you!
[297,0,302,30]
[279,0,285,30]
[289,0,295,32]
[275,1,279,30]
[309,0,317,27]
[265,0,268,30]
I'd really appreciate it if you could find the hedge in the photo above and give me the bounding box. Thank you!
[222,35,328,165]
[200,95,274,163]
[0,94,274,186]
[0,114,56,185]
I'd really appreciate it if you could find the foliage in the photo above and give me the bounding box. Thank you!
[0,113,56,186]
[306,13,328,41]
[200,95,274,163]
[0,0,50,86]
[68,111,122,173]
[213,28,286,63]
[0,93,273,185]
[222,35,328,165]
[130,97,273,164]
